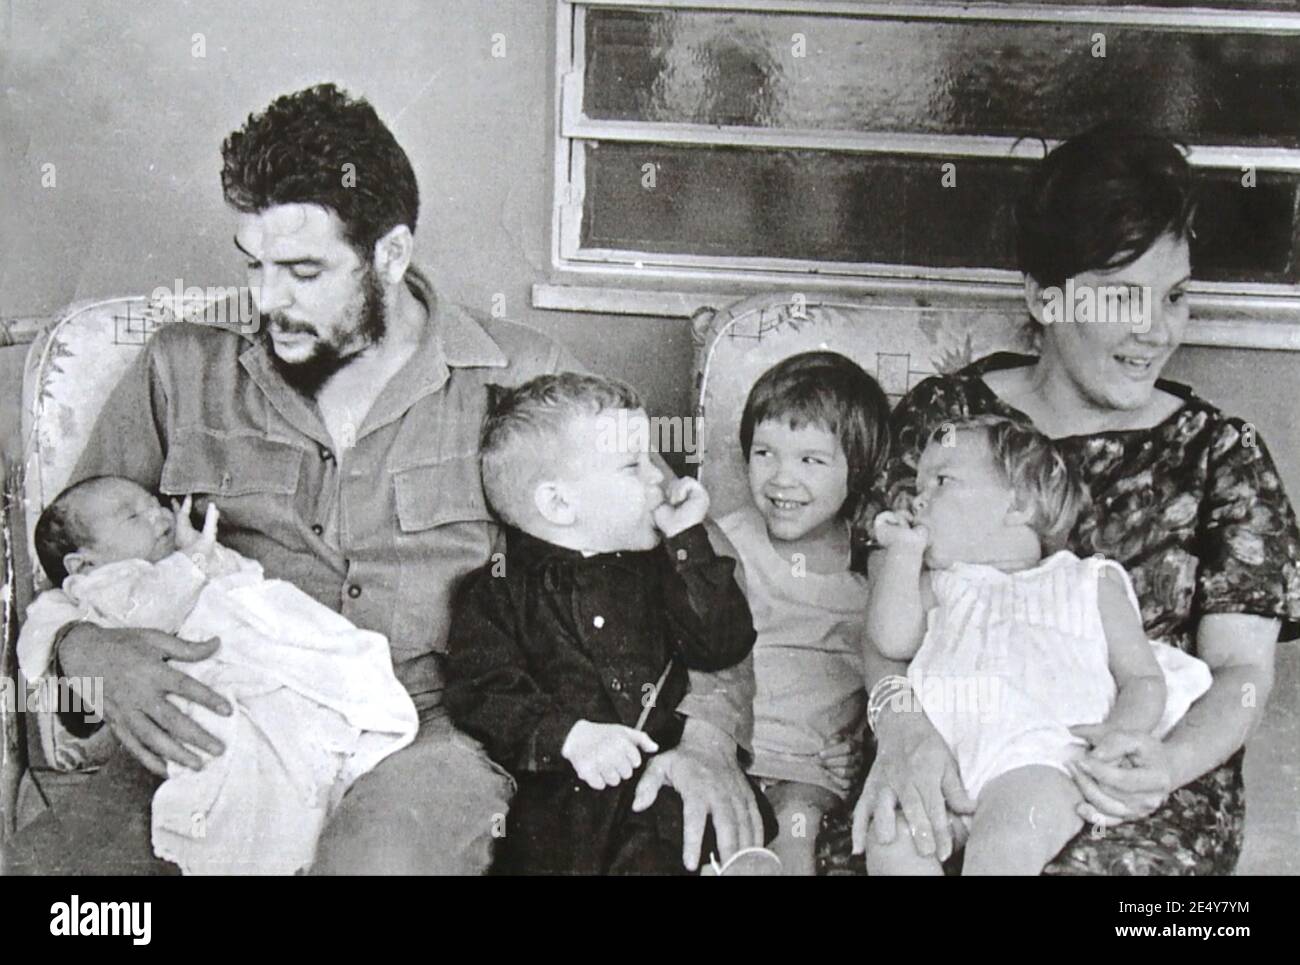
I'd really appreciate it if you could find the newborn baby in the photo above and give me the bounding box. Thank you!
[22,475,418,874]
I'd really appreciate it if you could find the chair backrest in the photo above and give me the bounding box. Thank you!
[20,291,249,596]
[14,290,245,773]
[692,292,1032,519]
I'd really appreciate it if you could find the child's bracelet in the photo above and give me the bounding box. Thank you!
[866,675,914,733]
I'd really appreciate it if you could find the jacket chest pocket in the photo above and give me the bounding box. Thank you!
[160,430,304,498]
[390,456,498,657]
[393,457,494,532]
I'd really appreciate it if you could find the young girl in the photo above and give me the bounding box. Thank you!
[865,416,1212,875]
[717,351,892,875]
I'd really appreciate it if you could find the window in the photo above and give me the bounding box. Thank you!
[545,0,1300,333]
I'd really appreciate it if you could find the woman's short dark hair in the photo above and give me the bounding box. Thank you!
[1015,123,1195,290]
[221,84,420,258]
[739,351,891,522]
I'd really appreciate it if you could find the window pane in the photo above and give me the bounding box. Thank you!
[1002,1,1299,8]
[580,141,1299,283]
[585,8,1300,146]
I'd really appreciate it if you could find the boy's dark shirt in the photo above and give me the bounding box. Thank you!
[445,523,756,774]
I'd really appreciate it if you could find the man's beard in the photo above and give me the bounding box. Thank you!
[263,268,387,398]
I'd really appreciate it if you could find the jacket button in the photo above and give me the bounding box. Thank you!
[593,615,605,629]
[610,677,622,692]
[319,446,333,462]
[347,584,362,599]
[311,524,324,536]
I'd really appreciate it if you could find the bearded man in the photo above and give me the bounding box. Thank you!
[5,84,761,875]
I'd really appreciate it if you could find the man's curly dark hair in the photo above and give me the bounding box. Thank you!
[221,83,420,257]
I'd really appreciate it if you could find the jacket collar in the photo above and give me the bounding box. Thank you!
[505,525,649,576]
[238,267,508,444]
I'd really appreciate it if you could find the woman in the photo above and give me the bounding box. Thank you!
[852,124,1300,874]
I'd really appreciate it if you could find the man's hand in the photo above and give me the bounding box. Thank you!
[873,510,929,552]
[57,623,231,776]
[631,718,763,871]
[561,720,659,790]
[653,477,710,539]
[850,704,974,860]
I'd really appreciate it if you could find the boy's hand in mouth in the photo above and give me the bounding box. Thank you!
[653,477,710,538]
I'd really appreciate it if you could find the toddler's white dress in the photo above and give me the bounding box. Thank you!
[908,550,1212,800]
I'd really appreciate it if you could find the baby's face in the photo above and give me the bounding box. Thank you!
[913,433,1020,566]
[556,408,666,553]
[75,479,176,567]
[747,418,849,545]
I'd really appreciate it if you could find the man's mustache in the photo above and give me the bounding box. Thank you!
[266,314,318,337]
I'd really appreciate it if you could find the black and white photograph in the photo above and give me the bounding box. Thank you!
[0,0,1296,936]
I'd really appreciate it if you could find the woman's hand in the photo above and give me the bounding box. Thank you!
[1067,724,1174,828]
[851,705,974,860]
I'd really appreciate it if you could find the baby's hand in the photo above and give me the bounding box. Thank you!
[873,510,929,552]
[561,720,660,790]
[652,477,710,538]
[172,497,221,566]
[1072,724,1144,768]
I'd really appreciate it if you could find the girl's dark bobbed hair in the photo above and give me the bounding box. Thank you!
[1015,123,1196,290]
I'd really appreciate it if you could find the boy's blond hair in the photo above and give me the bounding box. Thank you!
[480,372,644,528]
[930,415,1090,553]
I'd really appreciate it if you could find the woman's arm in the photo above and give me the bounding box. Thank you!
[1165,614,1276,785]
[853,631,975,860]
[1070,613,1278,826]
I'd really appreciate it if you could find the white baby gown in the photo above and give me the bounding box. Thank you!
[907,551,1212,800]
[48,549,418,875]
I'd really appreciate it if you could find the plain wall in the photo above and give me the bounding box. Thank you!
[0,0,694,434]
[1,0,1295,486]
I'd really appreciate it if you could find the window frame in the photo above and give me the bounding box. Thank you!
[545,0,1300,348]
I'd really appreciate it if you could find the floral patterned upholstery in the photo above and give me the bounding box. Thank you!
[17,289,246,772]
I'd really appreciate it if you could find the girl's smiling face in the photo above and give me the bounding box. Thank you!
[747,418,849,544]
